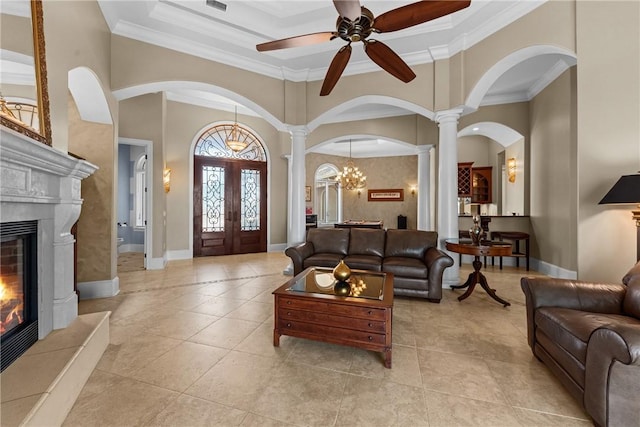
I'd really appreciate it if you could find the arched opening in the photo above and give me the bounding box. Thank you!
[314,163,342,226]
[192,122,268,256]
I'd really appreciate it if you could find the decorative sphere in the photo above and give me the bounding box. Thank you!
[334,280,351,296]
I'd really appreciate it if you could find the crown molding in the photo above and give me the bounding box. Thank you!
[480,91,530,107]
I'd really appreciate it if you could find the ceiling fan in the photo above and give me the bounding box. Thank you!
[256,0,471,96]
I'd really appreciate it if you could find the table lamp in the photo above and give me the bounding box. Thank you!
[599,173,640,261]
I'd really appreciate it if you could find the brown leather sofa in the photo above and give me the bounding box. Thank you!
[285,228,454,302]
[521,261,640,427]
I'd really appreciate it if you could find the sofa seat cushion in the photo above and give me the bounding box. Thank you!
[536,307,640,364]
[383,257,428,279]
[343,255,382,272]
[303,253,343,270]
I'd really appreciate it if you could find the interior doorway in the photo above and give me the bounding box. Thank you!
[117,138,152,271]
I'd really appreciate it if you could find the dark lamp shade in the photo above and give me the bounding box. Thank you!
[599,174,640,204]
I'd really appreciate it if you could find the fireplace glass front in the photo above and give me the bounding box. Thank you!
[1,221,38,372]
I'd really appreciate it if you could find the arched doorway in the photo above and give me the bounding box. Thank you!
[314,163,342,225]
[193,123,267,256]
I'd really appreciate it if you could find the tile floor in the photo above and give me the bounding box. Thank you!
[66,252,592,426]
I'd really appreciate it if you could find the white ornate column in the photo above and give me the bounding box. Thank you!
[416,145,433,231]
[435,109,463,287]
[289,126,307,245]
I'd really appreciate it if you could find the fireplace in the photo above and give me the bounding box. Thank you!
[1,220,38,372]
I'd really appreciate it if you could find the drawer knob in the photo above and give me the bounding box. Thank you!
[368,310,372,315]
[287,311,292,316]
[286,323,291,327]
[286,301,292,305]
[368,336,373,341]
[368,323,372,327]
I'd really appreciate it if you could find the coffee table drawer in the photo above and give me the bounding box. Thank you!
[278,297,386,320]
[278,319,386,345]
[279,308,386,333]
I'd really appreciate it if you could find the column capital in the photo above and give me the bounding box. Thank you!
[434,108,464,125]
[287,125,308,138]
[416,144,434,154]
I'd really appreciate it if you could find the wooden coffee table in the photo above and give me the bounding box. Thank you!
[273,267,394,368]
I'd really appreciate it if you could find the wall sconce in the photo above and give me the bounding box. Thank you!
[410,185,417,197]
[357,189,362,198]
[507,158,516,183]
[163,168,171,193]
[599,173,640,261]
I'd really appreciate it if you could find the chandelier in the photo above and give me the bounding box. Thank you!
[336,140,366,190]
[226,106,247,152]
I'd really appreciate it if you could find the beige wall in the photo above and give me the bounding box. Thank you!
[119,94,166,258]
[68,96,115,282]
[43,0,116,153]
[164,101,289,251]
[576,1,640,281]
[306,153,418,230]
[530,69,577,271]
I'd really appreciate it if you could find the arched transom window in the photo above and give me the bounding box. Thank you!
[194,123,266,161]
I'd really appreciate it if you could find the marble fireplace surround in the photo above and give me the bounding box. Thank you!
[1,127,109,426]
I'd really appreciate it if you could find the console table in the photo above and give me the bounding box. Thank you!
[334,220,383,229]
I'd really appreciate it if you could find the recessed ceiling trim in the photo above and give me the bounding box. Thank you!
[527,59,575,99]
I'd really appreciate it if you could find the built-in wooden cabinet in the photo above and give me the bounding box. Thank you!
[471,167,492,204]
[458,163,492,204]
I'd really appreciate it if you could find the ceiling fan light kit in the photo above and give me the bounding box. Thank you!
[256,0,471,96]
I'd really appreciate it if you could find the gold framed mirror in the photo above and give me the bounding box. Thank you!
[0,0,52,146]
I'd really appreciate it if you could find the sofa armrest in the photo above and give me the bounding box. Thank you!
[584,324,640,427]
[424,247,454,301]
[520,277,626,349]
[285,242,315,276]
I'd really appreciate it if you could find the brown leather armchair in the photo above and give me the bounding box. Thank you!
[521,261,640,427]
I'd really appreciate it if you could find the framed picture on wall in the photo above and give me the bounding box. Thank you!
[305,186,311,202]
[368,189,404,201]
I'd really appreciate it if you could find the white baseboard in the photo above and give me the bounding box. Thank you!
[167,249,191,260]
[118,244,144,254]
[269,243,287,252]
[533,259,577,279]
[78,277,120,300]
[146,256,166,270]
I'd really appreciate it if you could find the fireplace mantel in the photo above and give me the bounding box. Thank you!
[1,127,98,339]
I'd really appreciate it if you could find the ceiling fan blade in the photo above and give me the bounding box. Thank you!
[373,1,471,33]
[256,32,337,52]
[364,40,416,83]
[320,44,352,96]
[333,0,361,21]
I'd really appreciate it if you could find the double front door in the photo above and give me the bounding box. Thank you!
[194,156,267,256]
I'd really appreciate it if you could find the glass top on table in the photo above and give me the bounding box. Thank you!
[287,267,386,300]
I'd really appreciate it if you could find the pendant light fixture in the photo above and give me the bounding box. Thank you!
[336,139,366,191]
[226,106,247,152]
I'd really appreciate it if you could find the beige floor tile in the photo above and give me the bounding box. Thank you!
[287,339,357,373]
[512,407,592,426]
[336,375,429,427]
[424,390,521,427]
[486,358,590,419]
[190,296,247,317]
[145,394,247,426]
[132,341,229,392]
[144,310,219,340]
[64,253,591,426]
[63,370,178,427]
[239,412,298,426]
[185,351,281,411]
[417,349,509,404]
[188,317,261,349]
[96,333,182,377]
[251,362,348,426]
[1,394,43,427]
[226,300,273,323]
[234,321,298,360]
[349,345,423,388]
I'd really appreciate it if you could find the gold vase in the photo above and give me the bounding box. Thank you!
[333,260,351,281]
